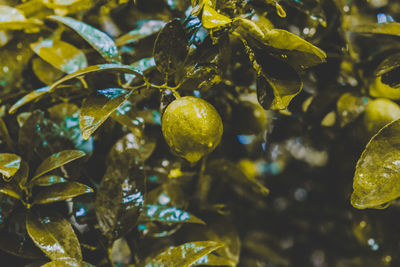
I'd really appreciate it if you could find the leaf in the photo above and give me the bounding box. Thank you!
[349,22,400,37]
[41,260,94,267]
[31,39,87,74]
[336,93,369,127]
[142,241,224,267]
[26,209,82,261]
[351,119,400,209]
[115,20,166,46]
[0,180,23,200]
[0,153,21,179]
[48,64,143,92]
[48,16,120,63]
[0,118,14,150]
[33,57,64,85]
[153,19,189,76]
[80,88,132,140]
[138,205,205,225]
[9,86,51,114]
[11,160,29,189]
[30,175,67,187]
[201,5,232,29]
[0,5,42,30]
[375,52,400,77]
[33,181,93,205]
[32,150,86,180]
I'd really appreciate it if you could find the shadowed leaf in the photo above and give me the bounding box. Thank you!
[33,181,93,205]
[9,86,50,114]
[30,175,67,187]
[139,205,205,225]
[116,20,166,46]
[0,153,21,179]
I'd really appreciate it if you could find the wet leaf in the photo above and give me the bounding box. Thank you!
[201,5,232,29]
[48,16,120,63]
[349,22,400,37]
[142,241,224,267]
[95,164,145,240]
[139,205,205,224]
[0,5,42,30]
[351,119,400,209]
[80,88,132,140]
[32,150,86,180]
[41,260,94,267]
[33,181,93,205]
[31,39,87,74]
[153,19,189,76]
[336,93,369,127]
[32,57,64,85]
[9,86,51,114]
[30,175,67,187]
[26,209,82,261]
[48,64,143,92]
[0,153,21,180]
[115,20,166,46]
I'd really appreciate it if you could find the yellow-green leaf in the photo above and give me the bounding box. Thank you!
[336,93,369,127]
[48,64,143,92]
[349,22,400,37]
[115,20,166,46]
[32,150,86,180]
[0,153,21,179]
[12,160,29,189]
[9,86,51,114]
[33,181,93,205]
[80,88,132,140]
[26,209,82,261]
[351,119,400,209]
[41,260,94,267]
[0,5,42,30]
[0,181,23,200]
[201,5,232,29]
[32,57,64,85]
[30,175,67,187]
[48,16,120,63]
[31,39,87,74]
[138,205,206,225]
[143,241,224,267]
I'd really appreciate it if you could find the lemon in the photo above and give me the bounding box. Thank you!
[363,98,400,136]
[161,96,223,163]
[369,76,400,100]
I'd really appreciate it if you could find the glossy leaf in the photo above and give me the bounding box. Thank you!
[351,119,400,209]
[0,5,42,30]
[0,180,23,200]
[139,205,205,224]
[142,241,224,267]
[48,16,120,63]
[201,5,232,29]
[41,260,94,267]
[33,181,93,205]
[336,93,369,127]
[11,160,29,189]
[115,20,166,46]
[48,64,142,92]
[349,22,400,37]
[95,164,145,240]
[0,153,21,179]
[31,39,87,74]
[80,88,132,140]
[26,209,82,261]
[153,19,189,76]
[30,175,67,187]
[32,57,64,85]
[32,150,86,180]
[375,52,400,77]
[9,86,51,114]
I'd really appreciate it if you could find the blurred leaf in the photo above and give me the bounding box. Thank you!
[336,93,369,127]
[33,181,93,205]
[139,205,205,224]
[0,180,23,200]
[95,164,145,240]
[48,16,120,63]
[153,19,189,76]
[0,193,19,229]
[0,5,42,30]
[193,253,235,266]
[375,52,400,77]
[142,241,224,267]
[80,88,132,140]
[31,39,88,74]
[0,118,14,151]
[9,86,51,114]
[26,209,82,261]
[349,22,400,37]
[32,150,86,180]
[41,260,94,267]
[110,238,132,266]
[12,160,29,189]
[351,119,400,209]
[32,57,64,85]
[49,63,143,92]
[0,153,21,180]
[201,5,232,29]
[115,20,166,46]
[30,175,67,187]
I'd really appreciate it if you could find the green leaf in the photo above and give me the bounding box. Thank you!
[142,241,224,267]
[32,150,86,180]
[33,57,64,85]
[153,19,189,76]
[12,160,29,189]
[193,254,235,266]
[115,20,166,46]
[41,260,94,267]
[30,175,67,187]
[9,86,51,114]
[336,93,369,127]
[201,5,232,29]
[0,118,14,151]
[48,16,120,63]
[48,64,143,92]
[33,181,93,205]
[0,5,26,23]
[139,205,205,224]
[349,22,400,37]
[351,119,400,209]
[375,52,400,77]
[0,180,23,200]
[0,5,42,30]
[80,88,132,140]
[31,39,87,74]
[26,209,82,261]
[0,153,21,179]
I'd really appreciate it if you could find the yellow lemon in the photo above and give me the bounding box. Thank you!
[162,96,223,163]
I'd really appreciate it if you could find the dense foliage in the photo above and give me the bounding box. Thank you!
[1,0,400,266]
